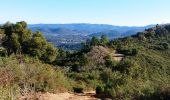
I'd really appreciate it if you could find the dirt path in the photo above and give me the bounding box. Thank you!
[20,91,101,100]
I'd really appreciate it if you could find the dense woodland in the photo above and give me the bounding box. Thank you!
[0,21,170,100]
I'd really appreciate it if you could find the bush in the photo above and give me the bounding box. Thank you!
[0,47,7,56]
[0,55,73,98]
[131,48,138,56]
[162,42,169,50]
[0,85,20,100]
[73,87,83,93]
[96,85,104,94]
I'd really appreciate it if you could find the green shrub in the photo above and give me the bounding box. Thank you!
[0,55,73,98]
[0,85,20,100]
[96,85,104,94]
[73,87,83,93]
[0,47,7,56]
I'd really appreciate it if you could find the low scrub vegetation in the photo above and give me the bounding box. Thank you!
[0,55,73,99]
[0,22,170,100]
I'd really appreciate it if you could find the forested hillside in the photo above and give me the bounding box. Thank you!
[29,24,153,50]
[0,22,170,100]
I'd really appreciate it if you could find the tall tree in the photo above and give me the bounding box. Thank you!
[1,21,57,63]
[100,35,109,46]
[90,36,100,46]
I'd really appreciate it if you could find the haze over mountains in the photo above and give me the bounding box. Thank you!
[29,23,154,49]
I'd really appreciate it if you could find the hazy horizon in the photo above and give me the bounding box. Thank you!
[1,0,170,26]
[28,23,157,27]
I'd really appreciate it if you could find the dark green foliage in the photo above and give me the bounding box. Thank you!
[109,39,121,49]
[162,42,169,50]
[73,87,83,93]
[118,47,138,56]
[105,55,117,69]
[1,21,57,63]
[90,36,100,46]
[116,59,132,73]
[131,48,138,55]
[1,22,170,100]
[69,24,170,99]
[96,85,104,94]
[81,35,110,54]
[90,35,109,47]
[100,24,170,99]
[136,32,146,40]
[53,48,71,66]
[41,43,57,63]
[54,24,170,99]
[135,86,170,100]
[100,35,109,46]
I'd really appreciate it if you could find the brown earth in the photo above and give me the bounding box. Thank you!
[20,91,104,100]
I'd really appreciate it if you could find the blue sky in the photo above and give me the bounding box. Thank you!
[0,0,170,26]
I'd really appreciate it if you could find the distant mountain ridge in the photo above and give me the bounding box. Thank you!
[28,23,154,49]
[29,23,154,35]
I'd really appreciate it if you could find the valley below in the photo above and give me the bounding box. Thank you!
[29,24,153,50]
